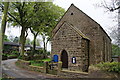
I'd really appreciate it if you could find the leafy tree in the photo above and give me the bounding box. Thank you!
[25,38,31,45]
[4,35,10,42]
[0,2,9,44]
[112,44,120,56]
[13,36,19,43]
[29,2,65,55]
[9,35,15,42]
[2,2,35,58]
[36,38,41,46]
[0,2,9,78]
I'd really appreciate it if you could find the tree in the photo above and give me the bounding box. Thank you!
[99,0,120,47]
[9,35,14,42]
[100,0,120,11]
[0,2,9,78]
[2,2,35,58]
[29,2,65,55]
[4,35,10,42]
[25,38,31,45]
[112,44,120,56]
[36,38,41,46]
[13,36,19,43]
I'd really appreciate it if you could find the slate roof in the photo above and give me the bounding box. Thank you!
[4,42,32,47]
[4,42,19,46]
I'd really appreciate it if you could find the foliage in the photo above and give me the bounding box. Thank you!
[4,35,10,42]
[5,2,36,58]
[9,35,15,42]
[3,45,11,54]
[41,58,51,62]
[18,55,30,61]
[0,2,9,59]
[7,54,18,57]
[11,50,19,54]
[30,60,44,67]
[13,36,19,43]
[30,58,51,66]
[95,62,120,73]
[2,54,7,60]
[25,38,31,45]
[112,44,120,56]
[1,2,65,59]
[29,2,65,55]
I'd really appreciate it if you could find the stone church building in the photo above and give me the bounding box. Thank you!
[51,4,112,71]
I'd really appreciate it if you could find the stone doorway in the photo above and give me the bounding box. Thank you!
[61,50,68,68]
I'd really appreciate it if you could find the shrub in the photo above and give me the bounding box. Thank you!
[18,55,30,61]
[7,54,18,59]
[11,50,20,56]
[30,60,44,67]
[41,58,51,62]
[95,62,120,73]
[2,54,7,60]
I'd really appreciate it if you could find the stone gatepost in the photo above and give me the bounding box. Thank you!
[57,61,62,75]
[43,61,48,73]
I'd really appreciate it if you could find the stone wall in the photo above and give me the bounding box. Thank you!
[52,4,111,65]
[51,22,89,71]
[16,59,44,73]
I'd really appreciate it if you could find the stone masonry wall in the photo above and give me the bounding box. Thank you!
[51,22,89,71]
[52,4,111,65]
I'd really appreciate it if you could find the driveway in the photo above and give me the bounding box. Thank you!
[2,59,59,80]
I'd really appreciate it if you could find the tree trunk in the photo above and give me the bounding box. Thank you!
[45,39,49,52]
[118,5,120,47]
[0,2,9,78]
[42,35,46,58]
[43,35,46,54]
[32,34,37,57]
[30,28,39,58]
[33,35,36,52]
[20,27,26,59]
[0,2,9,51]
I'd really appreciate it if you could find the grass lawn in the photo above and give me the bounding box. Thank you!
[30,58,51,67]
[7,54,18,57]
[41,58,51,62]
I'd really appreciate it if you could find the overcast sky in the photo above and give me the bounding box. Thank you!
[5,0,117,51]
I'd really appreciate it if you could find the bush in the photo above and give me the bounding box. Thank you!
[7,54,18,59]
[18,55,30,61]
[11,50,20,56]
[29,58,51,67]
[95,62,120,73]
[2,54,7,60]
[30,60,44,67]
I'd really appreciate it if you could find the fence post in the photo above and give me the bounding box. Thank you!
[57,61,62,75]
[43,61,48,73]
[118,56,120,62]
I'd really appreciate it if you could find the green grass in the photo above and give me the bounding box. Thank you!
[30,58,51,67]
[30,61,44,66]
[7,54,17,57]
[41,58,51,62]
